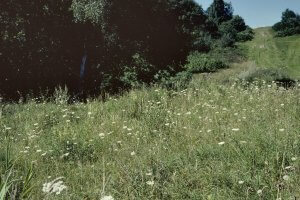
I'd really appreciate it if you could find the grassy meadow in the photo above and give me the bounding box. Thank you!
[1,29,300,200]
[1,78,300,199]
[243,27,300,79]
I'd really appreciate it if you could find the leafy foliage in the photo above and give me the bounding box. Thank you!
[206,0,233,25]
[185,51,228,73]
[0,0,252,100]
[273,9,300,37]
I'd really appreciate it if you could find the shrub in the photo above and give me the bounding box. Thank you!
[272,9,300,37]
[120,53,154,89]
[238,67,295,87]
[237,27,254,42]
[169,71,193,89]
[154,69,192,90]
[185,51,228,73]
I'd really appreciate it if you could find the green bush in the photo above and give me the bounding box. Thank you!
[238,67,295,87]
[154,70,192,90]
[120,53,154,88]
[272,9,300,37]
[169,71,193,89]
[185,52,228,73]
[237,27,254,42]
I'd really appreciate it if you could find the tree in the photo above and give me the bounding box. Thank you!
[273,9,300,37]
[1,0,210,99]
[206,0,233,25]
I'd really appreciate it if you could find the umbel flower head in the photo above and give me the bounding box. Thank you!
[101,195,114,200]
[42,177,67,195]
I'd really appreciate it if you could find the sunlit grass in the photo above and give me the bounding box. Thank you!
[1,77,300,199]
[242,27,300,79]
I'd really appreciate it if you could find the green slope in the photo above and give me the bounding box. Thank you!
[243,27,300,79]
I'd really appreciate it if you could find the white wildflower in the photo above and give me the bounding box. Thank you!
[238,180,244,185]
[42,177,67,195]
[99,133,105,137]
[146,180,154,186]
[218,142,225,146]
[283,175,289,181]
[279,129,285,132]
[232,128,240,132]
[131,151,136,156]
[257,189,262,195]
[101,195,114,200]
[291,157,297,161]
[60,153,69,159]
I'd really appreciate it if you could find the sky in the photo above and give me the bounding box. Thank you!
[195,0,300,28]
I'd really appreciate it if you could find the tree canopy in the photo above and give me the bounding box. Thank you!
[273,9,300,37]
[0,0,253,100]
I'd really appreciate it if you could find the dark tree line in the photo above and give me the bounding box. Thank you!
[273,9,300,37]
[0,0,253,100]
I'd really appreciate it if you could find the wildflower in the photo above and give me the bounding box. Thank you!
[101,195,114,200]
[131,151,136,156]
[99,133,105,137]
[186,112,191,115]
[291,157,297,161]
[66,120,70,123]
[257,189,262,195]
[88,112,92,115]
[36,149,42,153]
[60,152,69,159]
[283,175,289,181]
[232,128,240,131]
[41,152,47,156]
[285,166,293,170]
[42,177,67,195]
[238,180,244,185]
[218,142,225,146]
[146,172,153,176]
[34,123,39,126]
[146,180,154,186]
[279,129,285,132]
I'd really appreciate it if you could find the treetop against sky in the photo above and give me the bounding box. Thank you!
[196,0,300,28]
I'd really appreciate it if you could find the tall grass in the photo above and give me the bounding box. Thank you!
[242,27,300,79]
[1,78,300,199]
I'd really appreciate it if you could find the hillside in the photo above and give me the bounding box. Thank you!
[1,28,300,199]
[243,27,300,79]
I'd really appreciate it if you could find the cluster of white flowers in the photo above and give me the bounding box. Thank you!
[42,177,67,195]
[101,195,114,200]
